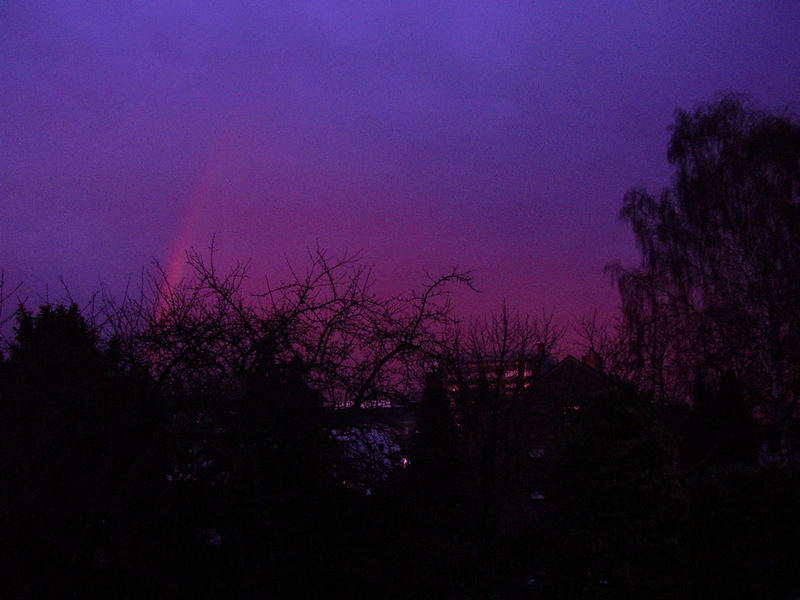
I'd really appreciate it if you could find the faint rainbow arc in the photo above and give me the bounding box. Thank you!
[159,136,234,316]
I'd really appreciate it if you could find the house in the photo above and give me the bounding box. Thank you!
[440,347,612,516]
[526,352,610,454]
[442,348,610,445]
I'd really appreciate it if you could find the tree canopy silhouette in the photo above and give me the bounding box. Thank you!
[609,94,800,453]
[0,303,164,596]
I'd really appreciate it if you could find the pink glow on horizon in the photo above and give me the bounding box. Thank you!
[3,2,799,346]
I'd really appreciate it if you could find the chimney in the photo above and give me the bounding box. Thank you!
[582,350,603,373]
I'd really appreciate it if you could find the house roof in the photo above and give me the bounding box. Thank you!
[538,354,609,390]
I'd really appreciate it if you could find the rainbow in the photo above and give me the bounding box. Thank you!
[164,136,233,291]
[158,136,233,317]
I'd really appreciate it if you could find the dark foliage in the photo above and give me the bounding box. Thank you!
[0,303,166,597]
[609,94,800,437]
[540,386,688,599]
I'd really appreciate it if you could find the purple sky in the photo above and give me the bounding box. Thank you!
[3,2,800,344]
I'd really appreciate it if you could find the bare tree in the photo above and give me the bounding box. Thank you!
[103,239,472,410]
[441,305,564,517]
[0,271,24,352]
[260,246,471,409]
[89,240,474,530]
[574,310,627,380]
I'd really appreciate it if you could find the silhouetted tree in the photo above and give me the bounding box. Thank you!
[361,368,479,599]
[111,242,470,409]
[0,303,165,596]
[413,366,463,484]
[609,94,800,455]
[575,310,626,380]
[95,241,472,596]
[443,306,564,523]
